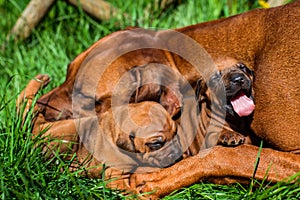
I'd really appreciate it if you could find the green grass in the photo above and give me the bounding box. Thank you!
[0,0,299,199]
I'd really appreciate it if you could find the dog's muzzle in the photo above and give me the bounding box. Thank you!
[142,134,183,168]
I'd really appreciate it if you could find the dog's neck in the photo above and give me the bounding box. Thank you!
[176,8,265,69]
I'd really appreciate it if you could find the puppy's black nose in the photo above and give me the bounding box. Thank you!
[231,74,244,84]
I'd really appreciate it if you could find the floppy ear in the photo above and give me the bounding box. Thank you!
[195,78,208,102]
[129,66,141,103]
[135,83,162,103]
[160,86,182,117]
[111,66,139,107]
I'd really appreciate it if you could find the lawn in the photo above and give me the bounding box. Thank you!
[0,0,299,199]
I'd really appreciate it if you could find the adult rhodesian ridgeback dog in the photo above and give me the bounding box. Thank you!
[131,1,300,197]
[18,1,300,198]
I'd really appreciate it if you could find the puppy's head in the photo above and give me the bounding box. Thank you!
[201,57,255,117]
[115,101,182,168]
[131,63,183,117]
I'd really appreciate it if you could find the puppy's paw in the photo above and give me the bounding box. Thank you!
[218,130,245,146]
[35,74,51,85]
[18,74,50,103]
[17,74,51,115]
[31,74,51,95]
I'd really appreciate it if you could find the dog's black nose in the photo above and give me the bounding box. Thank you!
[231,74,244,84]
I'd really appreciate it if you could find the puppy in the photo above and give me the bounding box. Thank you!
[18,76,182,189]
[182,56,256,156]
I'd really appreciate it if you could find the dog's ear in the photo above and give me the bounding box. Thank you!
[195,78,208,102]
[114,66,140,105]
[160,86,182,117]
[136,83,162,102]
[130,66,141,103]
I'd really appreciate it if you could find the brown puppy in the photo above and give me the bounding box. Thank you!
[202,56,256,147]
[76,100,181,183]
[18,1,300,198]
[18,75,181,189]
[166,56,256,157]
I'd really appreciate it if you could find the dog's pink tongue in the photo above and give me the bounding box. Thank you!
[230,92,255,117]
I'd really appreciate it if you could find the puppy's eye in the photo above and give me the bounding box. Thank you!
[146,141,164,151]
[146,136,165,151]
[212,72,222,80]
[208,72,221,88]
[237,63,253,76]
[237,63,247,70]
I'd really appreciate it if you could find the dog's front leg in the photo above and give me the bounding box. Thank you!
[130,145,300,198]
[17,74,78,154]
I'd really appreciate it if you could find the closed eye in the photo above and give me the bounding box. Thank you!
[209,72,221,88]
[146,141,165,151]
[237,63,253,76]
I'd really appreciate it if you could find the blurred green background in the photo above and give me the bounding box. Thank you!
[0,0,262,94]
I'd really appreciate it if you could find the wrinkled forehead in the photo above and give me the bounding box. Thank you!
[213,56,239,71]
[128,102,169,127]
[133,107,173,138]
[115,102,174,139]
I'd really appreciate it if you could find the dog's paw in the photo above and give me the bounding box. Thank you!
[130,173,161,199]
[35,74,51,85]
[18,74,51,102]
[17,74,51,114]
[218,130,245,146]
[33,74,51,92]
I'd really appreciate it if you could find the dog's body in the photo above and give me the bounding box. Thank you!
[132,2,300,196]
[18,1,300,198]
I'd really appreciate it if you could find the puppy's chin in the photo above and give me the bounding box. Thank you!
[142,151,183,168]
